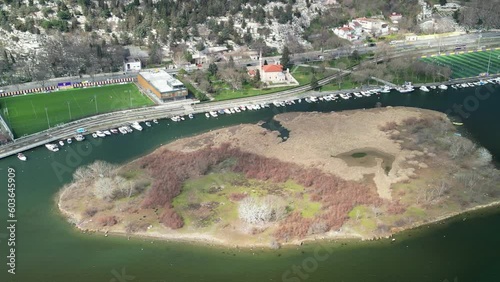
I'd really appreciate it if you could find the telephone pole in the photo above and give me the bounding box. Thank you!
[67,101,72,120]
[94,95,98,113]
[45,107,50,128]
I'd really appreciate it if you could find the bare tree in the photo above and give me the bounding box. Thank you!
[238,195,287,224]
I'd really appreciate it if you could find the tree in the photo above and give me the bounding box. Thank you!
[148,41,163,65]
[310,75,318,90]
[208,62,218,76]
[280,46,291,70]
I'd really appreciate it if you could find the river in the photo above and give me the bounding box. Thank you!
[1,85,499,282]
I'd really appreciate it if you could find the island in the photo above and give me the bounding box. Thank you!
[58,107,500,248]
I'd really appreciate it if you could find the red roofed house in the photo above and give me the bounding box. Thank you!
[256,51,298,86]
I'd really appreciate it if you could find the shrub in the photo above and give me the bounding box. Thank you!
[97,215,118,227]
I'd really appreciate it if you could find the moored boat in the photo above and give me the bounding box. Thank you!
[420,85,430,92]
[75,134,85,141]
[131,122,143,131]
[118,127,128,134]
[59,140,65,146]
[103,130,111,135]
[96,131,106,138]
[67,138,73,144]
[153,119,158,124]
[110,129,119,134]
[45,143,59,152]
[438,84,448,90]
[17,153,27,161]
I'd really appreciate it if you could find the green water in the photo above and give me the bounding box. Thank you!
[1,85,500,282]
[351,152,367,158]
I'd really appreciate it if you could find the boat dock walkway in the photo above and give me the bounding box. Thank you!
[370,77,397,88]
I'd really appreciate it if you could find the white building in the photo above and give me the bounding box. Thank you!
[124,58,141,72]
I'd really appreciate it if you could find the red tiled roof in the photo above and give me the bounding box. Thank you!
[262,64,283,72]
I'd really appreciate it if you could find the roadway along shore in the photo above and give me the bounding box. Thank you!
[0,71,346,159]
[2,41,500,159]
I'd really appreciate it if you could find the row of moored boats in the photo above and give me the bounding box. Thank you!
[419,78,499,92]
[17,119,161,161]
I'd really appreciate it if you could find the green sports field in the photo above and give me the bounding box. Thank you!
[0,83,154,137]
[420,50,500,79]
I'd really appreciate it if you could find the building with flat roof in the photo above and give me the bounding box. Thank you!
[137,70,188,102]
[124,58,142,72]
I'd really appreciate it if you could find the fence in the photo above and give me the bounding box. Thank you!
[0,77,137,98]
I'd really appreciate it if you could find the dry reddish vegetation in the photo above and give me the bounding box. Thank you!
[139,143,380,239]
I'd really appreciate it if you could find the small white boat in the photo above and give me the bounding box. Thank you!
[118,127,128,134]
[380,86,391,93]
[353,92,363,98]
[96,131,106,138]
[205,113,210,118]
[229,108,235,114]
[103,130,111,136]
[125,126,133,133]
[310,96,318,102]
[397,82,414,93]
[92,133,98,138]
[234,108,241,113]
[438,84,448,90]
[362,92,371,97]
[430,85,437,89]
[17,153,27,161]
[209,111,218,117]
[75,135,85,141]
[420,86,430,92]
[110,129,119,134]
[67,138,73,144]
[59,140,65,146]
[131,122,143,131]
[298,98,302,103]
[145,121,152,127]
[153,119,158,124]
[45,144,59,152]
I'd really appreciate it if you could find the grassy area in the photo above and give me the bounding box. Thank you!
[172,172,321,229]
[320,75,362,91]
[176,76,209,101]
[421,50,500,79]
[0,83,154,137]
[291,65,335,85]
[213,83,294,101]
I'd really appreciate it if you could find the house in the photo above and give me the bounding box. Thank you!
[333,25,360,41]
[124,58,142,72]
[352,18,390,36]
[255,51,298,86]
[389,12,403,24]
[405,34,418,41]
[137,70,187,102]
[261,64,287,82]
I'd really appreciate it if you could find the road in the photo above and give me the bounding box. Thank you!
[1,36,500,159]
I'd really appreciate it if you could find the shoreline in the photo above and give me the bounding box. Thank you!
[57,185,500,248]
